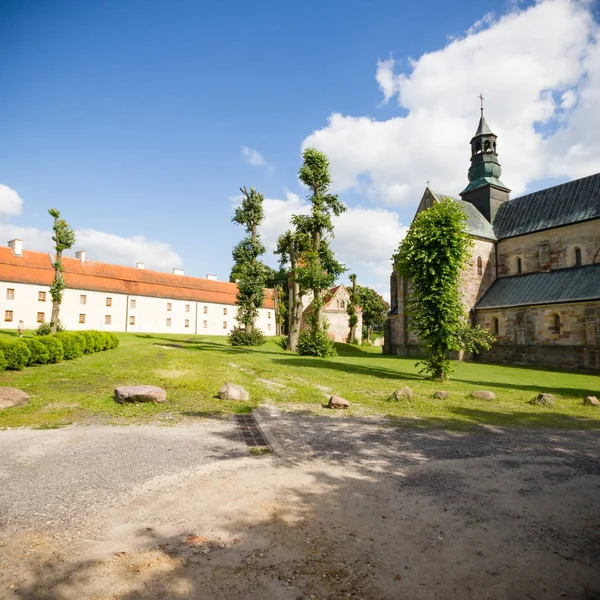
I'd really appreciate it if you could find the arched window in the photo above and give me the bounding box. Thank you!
[553,314,561,334]
[493,141,497,152]
[493,317,499,335]
[574,247,582,266]
[475,141,482,154]
[477,256,483,275]
[517,257,522,274]
[484,140,491,152]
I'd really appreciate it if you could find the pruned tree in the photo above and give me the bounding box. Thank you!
[354,285,388,343]
[346,273,358,343]
[275,229,309,351]
[395,197,493,380]
[230,186,267,342]
[48,208,76,334]
[292,148,346,356]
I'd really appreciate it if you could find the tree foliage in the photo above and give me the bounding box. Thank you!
[395,197,493,380]
[354,285,389,343]
[230,186,268,342]
[346,274,359,343]
[294,148,346,348]
[48,208,76,334]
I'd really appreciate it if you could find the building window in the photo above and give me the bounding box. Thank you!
[517,258,522,274]
[130,299,136,309]
[80,295,87,305]
[553,314,561,334]
[130,315,135,326]
[203,320,207,328]
[167,303,172,311]
[493,317,499,335]
[106,297,112,307]
[203,306,208,314]
[38,291,46,302]
[4,310,13,322]
[37,312,45,323]
[267,323,271,331]
[477,256,483,275]
[185,304,190,313]
[105,315,111,325]
[79,314,86,324]
[6,288,14,300]
[185,319,190,328]
[268,312,272,319]
[223,307,227,315]
[223,321,227,329]
[574,247,582,266]
[166,318,171,327]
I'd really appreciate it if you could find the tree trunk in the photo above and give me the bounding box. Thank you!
[287,255,302,352]
[50,251,62,334]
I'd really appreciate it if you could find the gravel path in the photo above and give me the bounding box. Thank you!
[0,412,599,600]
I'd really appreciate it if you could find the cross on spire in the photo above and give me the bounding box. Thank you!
[478,92,485,114]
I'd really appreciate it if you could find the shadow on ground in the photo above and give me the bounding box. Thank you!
[8,425,600,600]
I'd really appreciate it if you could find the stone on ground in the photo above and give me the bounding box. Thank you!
[530,393,555,407]
[328,395,349,409]
[392,386,414,401]
[114,385,166,404]
[470,390,496,401]
[583,395,599,406]
[0,387,30,409]
[218,383,250,401]
[433,390,449,400]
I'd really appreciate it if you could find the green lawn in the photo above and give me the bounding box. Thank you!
[0,330,598,430]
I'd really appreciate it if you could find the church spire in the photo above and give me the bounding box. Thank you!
[460,99,510,222]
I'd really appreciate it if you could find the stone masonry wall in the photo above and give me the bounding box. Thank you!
[496,220,600,276]
[461,238,496,310]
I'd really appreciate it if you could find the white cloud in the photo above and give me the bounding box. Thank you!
[260,192,407,297]
[0,185,24,218]
[241,145,273,170]
[0,186,183,272]
[303,0,600,206]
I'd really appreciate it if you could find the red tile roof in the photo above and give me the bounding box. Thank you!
[0,247,275,308]
[302,284,361,315]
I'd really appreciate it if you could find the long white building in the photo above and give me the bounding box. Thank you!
[0,239,276,335]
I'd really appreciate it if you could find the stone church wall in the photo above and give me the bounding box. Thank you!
[461,238,496,310]
[474,301,600,371]
[496,220,600,276]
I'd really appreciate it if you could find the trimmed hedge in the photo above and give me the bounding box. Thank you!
[23,338,50,365]
[0,331,119,370]
[0,340,32,370]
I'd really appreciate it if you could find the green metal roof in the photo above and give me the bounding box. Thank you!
[429,190,497,241]
[493,172,600,239]
[474,114,494,137]
[475,264,600,310]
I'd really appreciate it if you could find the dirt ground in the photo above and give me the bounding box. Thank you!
[0,409,599,600]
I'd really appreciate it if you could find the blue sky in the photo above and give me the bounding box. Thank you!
[1,0,599,297]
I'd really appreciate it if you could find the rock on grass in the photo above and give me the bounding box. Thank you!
[218,383,249,401]
[114,385,166,404]
[328,395,349,409]
[0,387,30,409]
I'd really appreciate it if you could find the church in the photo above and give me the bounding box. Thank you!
[384,110,600,373]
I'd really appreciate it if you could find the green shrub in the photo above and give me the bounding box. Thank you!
[38,336,64,363]
[297,329,337,358]
[35,322,52,336]
[107,332,120,349]
[79,331,96,354]
[0,340,32,370]
[23,338,50,365]
[55,332,85,360]
[228,326,266,346]
[97,331,111,350]
[0,349,7,372]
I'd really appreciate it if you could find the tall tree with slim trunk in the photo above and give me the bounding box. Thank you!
[395,197,493,380]
[231,186,267,338]
[354,285,388,343]
[346,273,358,343]
[294,147,346,333]
[48,208,76,334]
[275,229,309,351]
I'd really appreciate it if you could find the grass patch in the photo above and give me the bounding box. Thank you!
[0,330,598,430]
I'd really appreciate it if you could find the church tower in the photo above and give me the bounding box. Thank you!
[459,105,510,222]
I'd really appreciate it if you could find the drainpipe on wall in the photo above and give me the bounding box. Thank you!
[194,301,198,335]
[125,295,130,333]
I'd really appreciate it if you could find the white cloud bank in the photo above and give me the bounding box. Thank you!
[0,184,182,271]
[303,0,600,205]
